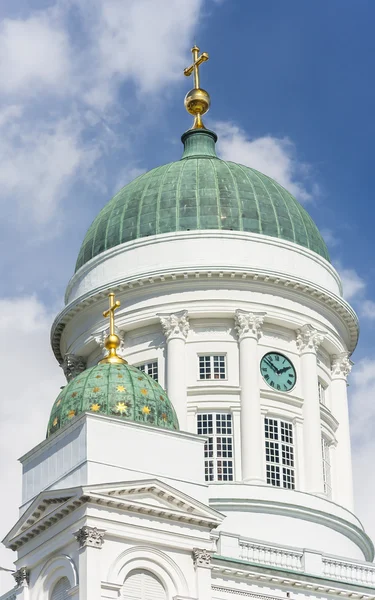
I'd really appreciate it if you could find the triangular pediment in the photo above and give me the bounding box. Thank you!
[83,479,224,528]
[3,487,85,550]
[3,479,223,551]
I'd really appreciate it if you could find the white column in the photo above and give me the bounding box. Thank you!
[293,416,305,491]
[331,352,354,510]
[74,526,105,600]
[296,324,325,495]
[193,549,212,600]
[235,310,266,484]
[231,406,242,481]
[159,310,189,430]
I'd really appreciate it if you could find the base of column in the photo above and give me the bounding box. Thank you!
[243,477,266,485]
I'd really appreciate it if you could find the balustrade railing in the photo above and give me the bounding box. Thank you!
[239,540,303,571]
[323,557,375,586]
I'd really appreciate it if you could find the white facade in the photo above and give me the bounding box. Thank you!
[1,227,374,600]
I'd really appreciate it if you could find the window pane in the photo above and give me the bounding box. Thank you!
[265,418,295,490]
[199,355,226,380]
[197,413,234,482]
[199,355,211,379]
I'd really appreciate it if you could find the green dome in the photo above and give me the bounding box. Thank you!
[47,362,179,438]
[76,129,329,272]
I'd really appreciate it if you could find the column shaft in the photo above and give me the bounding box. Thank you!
[239,335,264,483]
[166,336,187,429]
[331,353,354,510]
[300,351,324,494]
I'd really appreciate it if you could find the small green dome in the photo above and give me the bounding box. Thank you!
[76,129,329,272]
[47,363,179,438]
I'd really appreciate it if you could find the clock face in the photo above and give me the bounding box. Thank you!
[260,352,296,392]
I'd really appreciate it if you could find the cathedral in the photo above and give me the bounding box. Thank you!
[1,46,375,600]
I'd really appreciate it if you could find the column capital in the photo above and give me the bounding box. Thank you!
[60,353,86,382]
[159,310,189,341]
[331,352,353,380]
[192,548,213,569]
[13,567,29,588]
[74,526,105,549]
[235,310,266,341]
[296,324,325,354]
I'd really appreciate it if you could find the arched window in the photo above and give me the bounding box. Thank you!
[122,569,166,600]
[50,577,70,600]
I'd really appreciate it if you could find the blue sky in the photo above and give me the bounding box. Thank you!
[1,0,375,580]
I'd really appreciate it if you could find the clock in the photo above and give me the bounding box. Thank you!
[260,352,296,392]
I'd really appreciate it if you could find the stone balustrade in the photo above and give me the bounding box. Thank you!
[216,532,375,587]
[322,557,375,586]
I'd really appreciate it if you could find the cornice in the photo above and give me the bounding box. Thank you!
[211,559,375,597]
[51,268,358,364]
[209,497,373,561]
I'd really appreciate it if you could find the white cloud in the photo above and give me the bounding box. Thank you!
[335,264,366,301]
[0,15,71,95]
[350,358,375,542]
[361,300,375,320]
[321,228,340,248]
[0,114,99,226]
[0,296,65,579]
[214,121,313,203]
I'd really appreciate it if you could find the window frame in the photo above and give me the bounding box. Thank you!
[197,354,227,381]
[321,436,332,498]
[318,379,327,407]
[197,412,234,482]
[264,416,296,490]
[135,360,159,381]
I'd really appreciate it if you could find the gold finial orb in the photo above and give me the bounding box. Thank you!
[99,292,127,365]
[184,45,210,129]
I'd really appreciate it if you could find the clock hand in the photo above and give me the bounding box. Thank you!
[279,366,291,374]
[265,358,278,373]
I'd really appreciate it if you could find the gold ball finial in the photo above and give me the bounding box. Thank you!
[99,292,127,365]
[184,45,210,129]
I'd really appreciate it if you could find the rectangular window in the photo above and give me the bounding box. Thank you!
[264,417,295,490]
[197,413,234,482]
[318,380,326,406]
[198,355,226,380]
[137,360,158,381]
[322,437,332,498]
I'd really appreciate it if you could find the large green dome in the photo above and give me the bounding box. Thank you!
[76,129,329,272]
[47,362,179,438]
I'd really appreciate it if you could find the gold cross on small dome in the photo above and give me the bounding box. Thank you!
[99,292,127,365]
[184,45,211,130]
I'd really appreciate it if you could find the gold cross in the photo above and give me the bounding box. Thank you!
[103,292,121,337]
[184,45,209,89]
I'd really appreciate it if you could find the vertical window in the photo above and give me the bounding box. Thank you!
[199,355,226,380]
[197,413,234,481]
[122,569,166,600]
[321,437,332,498]
[50,577,70,600]
[318,380,326,406]
[137,361,158,381]
[264,417,295,489]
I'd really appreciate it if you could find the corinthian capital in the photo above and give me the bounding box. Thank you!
[192,548,213,568]
[331,352,353,379]
[13,567,29,588]
[60,353,86,382]
[74,526,105,549]
[159,310,189,341]
[296,324,325,354]
[235,310,266,341]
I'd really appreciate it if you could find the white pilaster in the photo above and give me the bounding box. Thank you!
[235,310,266,484]
[159,310,189,430]
[192,548,212,600]
[331,352,354,510]
[12,568,29,600]
[74,526,105,600]
[293,416,305,491]
[296,324,325,495]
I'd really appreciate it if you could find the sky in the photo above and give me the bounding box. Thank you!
[1,0,375,585]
